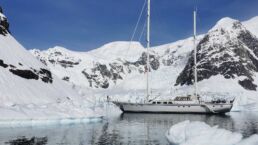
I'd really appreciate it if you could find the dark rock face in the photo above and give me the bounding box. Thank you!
[82,62,123,89]
[239,79,257,91]
[39,59,47,66]
[46,50,81,68]
[0,58,53,83]
[109,63,124,80]
[93,64,111,78]
[238,31,258,61]
[31,49,81,67]
[9,68,53,83]
[62,76,70,81]
[39,68,53,83]
[57,60,80,68]
[130,52,160,71]
[9,69,39,80]
[0,7,10,35]
[175,20,258,91]
[0,17,9,33]
[0,59,8,68]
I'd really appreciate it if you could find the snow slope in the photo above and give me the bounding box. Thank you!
[0,10,103,121]
[166,120,258,145]
[0,35,103,121]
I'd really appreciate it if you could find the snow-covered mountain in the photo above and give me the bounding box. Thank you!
[31,16,258,111]
[177,17,258,90]
[0,7,102,121]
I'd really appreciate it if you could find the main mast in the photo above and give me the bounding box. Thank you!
[193,10,198,98]
[146,0,151,101]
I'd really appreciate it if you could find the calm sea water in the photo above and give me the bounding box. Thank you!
[0,107,257,145]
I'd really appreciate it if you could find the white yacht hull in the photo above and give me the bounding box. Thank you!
[112,102,233,114]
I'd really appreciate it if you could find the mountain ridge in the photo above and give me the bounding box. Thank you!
[31,16,258,111]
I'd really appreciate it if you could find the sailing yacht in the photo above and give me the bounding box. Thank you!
[112,0,234,114]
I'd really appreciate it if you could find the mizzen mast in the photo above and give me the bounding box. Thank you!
[193,10,198,99]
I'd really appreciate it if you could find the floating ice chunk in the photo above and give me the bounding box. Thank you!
[166,120,258,145]
[165,120,190,144]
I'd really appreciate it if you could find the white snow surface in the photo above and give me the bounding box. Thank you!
[166,120,258,145]
[211,17,238,30]
[0,34,103,122]
[87,41,145,61]
[243,16,258,38]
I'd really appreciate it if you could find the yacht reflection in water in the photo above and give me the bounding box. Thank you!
[121,113,233,130]
[119,112,258,138]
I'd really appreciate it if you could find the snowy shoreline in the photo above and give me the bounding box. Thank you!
[0,116,104,128]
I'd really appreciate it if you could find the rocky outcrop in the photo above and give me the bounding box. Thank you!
[0,59,53,83]
[31,48,81,68]
[80,52,160,89]
[9,69,39,80]
[31,45,161,89]
[82,62,124,89]
[0,6,10,35]
[0,59,8,68]
[129,52,160,71]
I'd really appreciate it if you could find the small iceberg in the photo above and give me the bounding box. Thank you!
[165,120,258,145]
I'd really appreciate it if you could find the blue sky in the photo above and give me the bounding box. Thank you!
[1,0,258,51]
